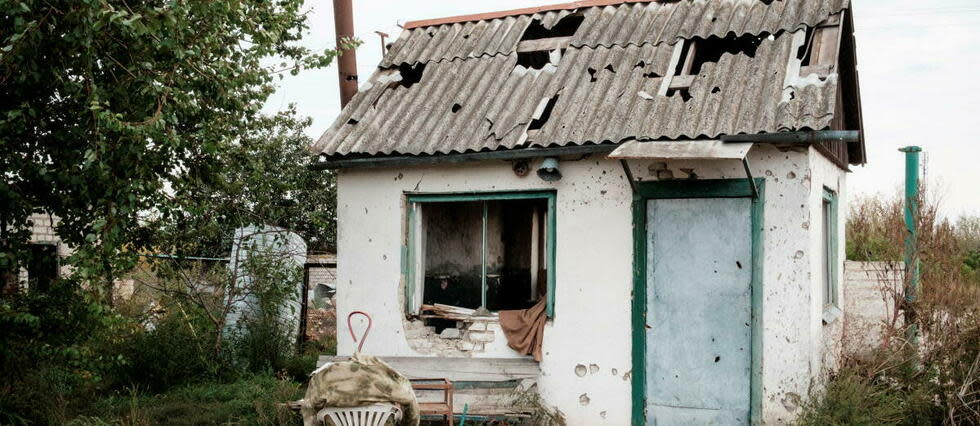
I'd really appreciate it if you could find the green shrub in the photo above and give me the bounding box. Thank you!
[108,311,217,392]
[797,365,942,426]
[804,195,980,425]
[0,279,108,425]
[80,375,303,426]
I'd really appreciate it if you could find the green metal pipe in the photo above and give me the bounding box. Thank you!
[899,146,921,342]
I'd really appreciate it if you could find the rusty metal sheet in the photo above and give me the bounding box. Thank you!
[609,140,753,160]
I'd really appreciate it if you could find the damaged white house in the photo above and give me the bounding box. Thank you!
[312,0,865,424]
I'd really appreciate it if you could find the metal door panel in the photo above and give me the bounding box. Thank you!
[645,198,752,425]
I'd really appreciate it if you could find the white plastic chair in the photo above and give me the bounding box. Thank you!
[316,403,402,426]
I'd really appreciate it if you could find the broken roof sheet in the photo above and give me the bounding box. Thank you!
[383,0,849,67]
[314,0,852,159]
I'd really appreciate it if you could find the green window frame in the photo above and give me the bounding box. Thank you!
[403,191,557,318]
[822,187,840,310]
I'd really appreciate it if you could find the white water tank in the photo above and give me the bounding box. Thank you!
[225,225,307,335]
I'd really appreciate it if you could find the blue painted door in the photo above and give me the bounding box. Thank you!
[645,198,753,425]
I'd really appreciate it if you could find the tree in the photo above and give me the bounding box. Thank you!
[0,0,341,297]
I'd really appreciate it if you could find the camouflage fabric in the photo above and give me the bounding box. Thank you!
[301,354,420,426]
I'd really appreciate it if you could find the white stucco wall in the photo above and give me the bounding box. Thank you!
[806,148,849,399]
[334,144,846,425]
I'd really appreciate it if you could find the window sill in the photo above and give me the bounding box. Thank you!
[822,305,843,325]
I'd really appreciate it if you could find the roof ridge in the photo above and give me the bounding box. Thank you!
[403,0,657,30]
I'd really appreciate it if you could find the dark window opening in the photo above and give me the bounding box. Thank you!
[528,95,560,131]
[688,33,765,75]
[396,63,426,88]
[517,50,553,70]
[520,14,585,41]
[420,199,549,319]
[27,244,58,293]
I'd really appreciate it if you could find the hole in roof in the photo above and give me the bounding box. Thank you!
[451,103,462,113]
[396,63,426,88]
[463,34,470,39]
[347,118,359,125]
[528,94,560,132]
[797,27,816,66]
[587,67,598,82]
[603,64,616,73]
[643,71,661,79]
[667,88,692,102]
[517,50,554,70]
[711,86,721,94]
[634,61,646,69]
[688,33,767,75]
[520,13,585,41]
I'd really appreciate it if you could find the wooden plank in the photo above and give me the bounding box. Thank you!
[658,41,686,96]
[668,74,695,90]
[819,13,842,26]
[813,26,840,68]
[317,356,541,382]
[800,64,832,77]
[516,36,573,53]
[680,40,698,75]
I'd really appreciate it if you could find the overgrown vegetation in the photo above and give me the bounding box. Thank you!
[799,194,980,425]
[0,1,348,423]
[69,375,304,426]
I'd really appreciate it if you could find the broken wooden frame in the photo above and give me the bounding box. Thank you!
[404,191,558,319]
[800,13,843,78]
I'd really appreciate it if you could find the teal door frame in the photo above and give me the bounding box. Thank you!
[630,178,766,425]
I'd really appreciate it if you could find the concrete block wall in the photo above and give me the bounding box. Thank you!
[821,261,903,372]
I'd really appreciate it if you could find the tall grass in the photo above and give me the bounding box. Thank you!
[800,195,980,425]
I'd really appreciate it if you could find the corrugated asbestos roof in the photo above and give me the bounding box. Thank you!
[314,0,851,158]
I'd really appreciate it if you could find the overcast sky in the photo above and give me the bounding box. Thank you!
[266,0,980,218]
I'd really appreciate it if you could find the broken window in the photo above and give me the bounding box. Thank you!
[27,243,58,293]
[405,193,556,322]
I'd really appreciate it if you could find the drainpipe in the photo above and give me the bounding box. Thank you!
[899,146,921,344]
[333,0,358,108]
